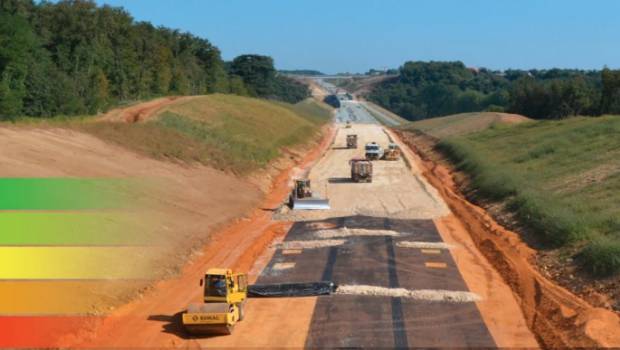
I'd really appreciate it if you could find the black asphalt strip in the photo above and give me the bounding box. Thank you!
[255,215,496,348]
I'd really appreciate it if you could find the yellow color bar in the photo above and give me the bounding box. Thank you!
[0,247,157,280]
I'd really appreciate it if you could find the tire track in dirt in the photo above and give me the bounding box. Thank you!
[100,96,198,123]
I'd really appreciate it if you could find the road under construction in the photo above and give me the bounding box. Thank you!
[65,87,540,348]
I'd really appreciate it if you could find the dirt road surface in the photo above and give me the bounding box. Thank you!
[61,100,541,348]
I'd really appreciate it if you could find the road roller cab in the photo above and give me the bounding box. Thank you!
[181,269,248,335]
[202,268,247,303]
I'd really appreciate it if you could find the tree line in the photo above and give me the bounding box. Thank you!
[0,0,308,120]
[369,61,620,120]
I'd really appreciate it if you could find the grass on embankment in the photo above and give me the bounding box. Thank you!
[77,94,332,174]
[402,112,530,139]
[437,115,620,276]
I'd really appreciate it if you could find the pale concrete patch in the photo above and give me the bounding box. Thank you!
[274,239,346,250]
[272,262,296,270]
[425,262,448,269]
[396,241,454,249]
[315,227,401,239]
[282,249,303,255]
[335,284,481,303]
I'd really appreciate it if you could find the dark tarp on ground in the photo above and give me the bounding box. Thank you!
[248,281,336,297]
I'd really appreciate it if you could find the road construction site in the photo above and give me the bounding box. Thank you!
[276,122,448,222]
[251,120,534,348]
[64,94,543,348]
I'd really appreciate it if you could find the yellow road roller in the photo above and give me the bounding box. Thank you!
[182,268,248,335]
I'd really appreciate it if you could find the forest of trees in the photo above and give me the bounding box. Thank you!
[0,0,308,120]
[369,61,620,121]
[230,55,310,104]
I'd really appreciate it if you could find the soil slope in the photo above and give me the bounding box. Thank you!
[0,127,262,315]
[0,95,333,348]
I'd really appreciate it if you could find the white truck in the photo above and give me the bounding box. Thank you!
[365,142,384,160]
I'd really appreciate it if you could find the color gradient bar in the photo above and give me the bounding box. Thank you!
[0,178,132,210]
[0,316,101,348]
[0,281,147,315]
[0,212,153,246]
[0,247,157,280]
[0,176,157,348]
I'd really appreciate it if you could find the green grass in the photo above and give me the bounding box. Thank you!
[276,98,333,125]
[77,94,331,174]
[437,115,620,275]
[402,112,530,139]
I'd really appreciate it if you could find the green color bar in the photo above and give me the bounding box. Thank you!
[0,212,153,246]
[0,178,131,210]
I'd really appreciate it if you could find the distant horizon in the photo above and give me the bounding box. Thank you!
[278,64,608,76]
[92,0,620,74]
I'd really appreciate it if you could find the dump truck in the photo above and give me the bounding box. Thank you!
[383,143,401,161]
[289,179,330,210]
[182,268,248,335]
[350,158,373,183]
[365,142,384,160]
[346,134,358,149]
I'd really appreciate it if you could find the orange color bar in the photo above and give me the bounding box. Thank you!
[0,316,101,348]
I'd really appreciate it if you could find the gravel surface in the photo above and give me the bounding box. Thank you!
[275,123,449,222]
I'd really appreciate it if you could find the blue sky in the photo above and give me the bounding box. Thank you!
[94,0,620,74]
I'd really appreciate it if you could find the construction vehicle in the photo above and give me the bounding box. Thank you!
[289,179,330,210]
[182,268,248,335]
[345,120,352,128]
[350,158,373,183]
[382,143,401,161]
[365,142,384,160]
[346,134,358,149]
